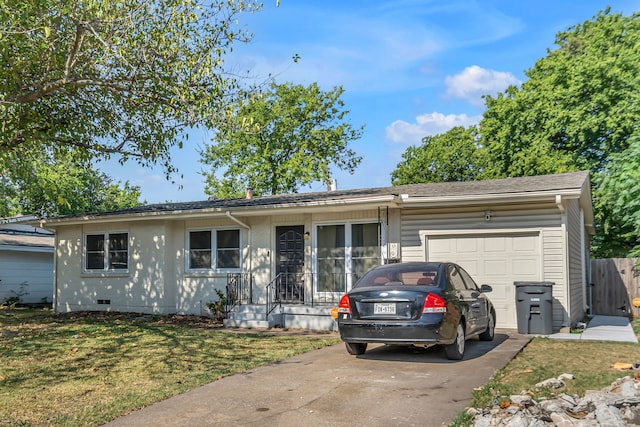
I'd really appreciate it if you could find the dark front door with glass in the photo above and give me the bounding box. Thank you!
[276,226,305,303]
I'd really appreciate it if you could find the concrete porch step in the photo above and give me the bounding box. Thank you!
[224,304,282,329]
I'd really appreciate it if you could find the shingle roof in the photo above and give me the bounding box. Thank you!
[0,232,54,249]
[48,171,590,221]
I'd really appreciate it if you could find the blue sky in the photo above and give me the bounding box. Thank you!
[102,0,638,203]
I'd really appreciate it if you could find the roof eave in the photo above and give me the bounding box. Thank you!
[38,194,401,227]
[398,189,583,208]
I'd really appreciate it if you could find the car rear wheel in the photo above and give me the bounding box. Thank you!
[445,323,465,360]
[479,311,495,341]
[345,342,368,355]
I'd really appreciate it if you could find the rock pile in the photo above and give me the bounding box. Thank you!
[468,375,640,426]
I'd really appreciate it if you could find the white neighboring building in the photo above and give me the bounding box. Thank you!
[0,219,54,305]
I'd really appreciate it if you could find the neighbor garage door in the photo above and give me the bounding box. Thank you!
[427,233,541,329]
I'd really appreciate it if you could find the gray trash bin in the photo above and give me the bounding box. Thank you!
[514,281,554,334]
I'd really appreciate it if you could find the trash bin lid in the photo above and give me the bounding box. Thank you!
[514,281,554,287]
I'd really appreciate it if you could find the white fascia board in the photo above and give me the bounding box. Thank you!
[38,195,400,227]
[0,245,54,253]
[398,189,582,208]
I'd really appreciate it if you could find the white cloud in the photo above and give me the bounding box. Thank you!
[385,112,481,145]
[445,65,520,106]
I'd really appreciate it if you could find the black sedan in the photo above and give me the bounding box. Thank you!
[336,262,495,360]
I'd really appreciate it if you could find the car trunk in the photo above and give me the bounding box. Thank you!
[349,288,430,320]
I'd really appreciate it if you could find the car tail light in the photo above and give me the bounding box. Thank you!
[338,294,351,314]
[423,292,447,313]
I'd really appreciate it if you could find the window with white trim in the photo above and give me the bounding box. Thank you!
[85,232,129,271]
[188,229,241,270]
[315,222,381,293]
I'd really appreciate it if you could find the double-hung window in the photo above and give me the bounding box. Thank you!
[188,229,241,270]
[85,232,129,271]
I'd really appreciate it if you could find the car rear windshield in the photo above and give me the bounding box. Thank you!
[355,266,439,287]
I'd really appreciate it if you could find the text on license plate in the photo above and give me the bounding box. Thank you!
[374,303,396,314]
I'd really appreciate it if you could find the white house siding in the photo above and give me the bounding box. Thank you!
[400,205,569,330]
[566,199,586,325]
[178,217,254,315]
[55,221,173,314]
[541,229,568,330]
[0,250,53,304]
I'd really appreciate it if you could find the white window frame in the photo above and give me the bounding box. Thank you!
[83,231,130,273]
[186,228,242,272]
[312,220,384,295]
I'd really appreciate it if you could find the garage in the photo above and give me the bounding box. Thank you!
[427,233,541,329]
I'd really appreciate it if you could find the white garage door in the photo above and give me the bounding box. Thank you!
[427,233,541,329]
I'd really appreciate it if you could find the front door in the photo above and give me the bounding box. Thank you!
[276,226,305,303]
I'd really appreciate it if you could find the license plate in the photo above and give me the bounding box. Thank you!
[374,303,396,314]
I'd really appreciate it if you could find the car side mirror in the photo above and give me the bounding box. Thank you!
[480,284,492,293]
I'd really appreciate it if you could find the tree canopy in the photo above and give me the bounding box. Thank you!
[391,126,483,185]
[200,81,364,198]
[480,8,640,179]
[1,0,263,217]
[390,9,640,258]
[0,155,142,218]
[1,0,261,171]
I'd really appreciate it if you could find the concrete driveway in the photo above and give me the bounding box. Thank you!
[104,330,529,427]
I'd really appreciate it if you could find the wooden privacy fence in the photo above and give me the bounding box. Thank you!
[591,258,640,316]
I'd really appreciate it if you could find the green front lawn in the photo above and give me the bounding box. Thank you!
[0,308,340,426]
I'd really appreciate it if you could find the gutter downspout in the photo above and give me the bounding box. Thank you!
[226,211,250,230]
[226,212,252,304]
[556,194,569,327]
[555,195,565,213]
[41,220,58,313]
[53,231,58,313]
[580,209,589,313]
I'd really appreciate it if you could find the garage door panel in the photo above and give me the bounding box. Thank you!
[427,233,540,329]
[513,235,537,251]
[456,260,478,276]
[512,258,539,276]
[485,259,507,276]
[429,238,453,255]
[484,237,506,252]
[455,238,478,253]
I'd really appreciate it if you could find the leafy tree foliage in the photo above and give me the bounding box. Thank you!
[391,126,484,185]
[391,9,640,258]
[201,82,364,198]
[0,0,262,179]
[592,135,640,258]
[1,0,264,217]
[1,155,142,218]
[480,8,640,178]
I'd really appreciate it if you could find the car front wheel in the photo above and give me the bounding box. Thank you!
[445,322,465,360]
[345,342,368,355]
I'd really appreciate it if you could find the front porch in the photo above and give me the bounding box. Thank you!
[222,272,351,331]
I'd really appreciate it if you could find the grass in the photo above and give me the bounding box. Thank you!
[451,317,640,426]
[0,308,340,426]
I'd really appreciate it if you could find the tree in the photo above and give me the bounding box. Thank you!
[480,9,640,178]
[1,155,142,218]
[200,81,364,198]
[592,135,640,258]
[391,126,484,185]
[479,9,640,257]
[0,0,263,181]
[391,9,640,258]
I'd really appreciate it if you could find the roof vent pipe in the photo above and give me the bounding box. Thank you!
[246,187,253,200]
[328,179,337,192]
